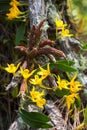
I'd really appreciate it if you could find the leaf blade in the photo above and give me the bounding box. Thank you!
[15,23,26,45]
[19,108,53,128]
[55,88,70,97]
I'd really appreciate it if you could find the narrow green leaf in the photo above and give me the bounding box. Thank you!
[84,107,87,124]
[20,114,52,128]
[55,60,75,66]
[15,23,25,45]
[55,88,70,97]
[20,109,50,122]
[82,43,87,50]
[50,60,76,72]
[75,96,81,109]
[54,63,76,72]
[19,108,53,128]
[34,60,76,75]
[12,86,18,98]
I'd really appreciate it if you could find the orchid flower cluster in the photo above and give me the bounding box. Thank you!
[4,62,82,110]
[58,75,82,110]
[55,18,73,38]
[6,0,21,20]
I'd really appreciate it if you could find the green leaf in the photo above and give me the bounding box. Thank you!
[84,107,87,125]
[15,23,26,45]
[50,60,76,72]
[82,42,87,51]
[20,108,50,122]
[55,88,70,97]
[55,60,75,66]
[75,96,81,109]
[34,60,76,75]
[19,108,53,128]
[12,86,18,98]
[20,115,52,128]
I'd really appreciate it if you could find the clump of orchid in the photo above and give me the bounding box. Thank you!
[55,18,73,38]
[4,62,83,110]
[6,0,28,20]
[2,0,86,128]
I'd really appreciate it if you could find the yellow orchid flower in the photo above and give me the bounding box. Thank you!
[6,5,21,20]
[30,87,45,101]
[55,18,67,38]
[61,28,73,37]
[30,75,44,85]
[10,0,20,6]
[55,18,73,38]
[57,75,69,90]
[30,75,51,89]
[55,18,67,29]
[20,67,35,79]
[4,62,21,75]
[37,63,51,78]
[69,75,83,93]
[65,93,78,110]
[36,98,46,109]
[30,87,46,108]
